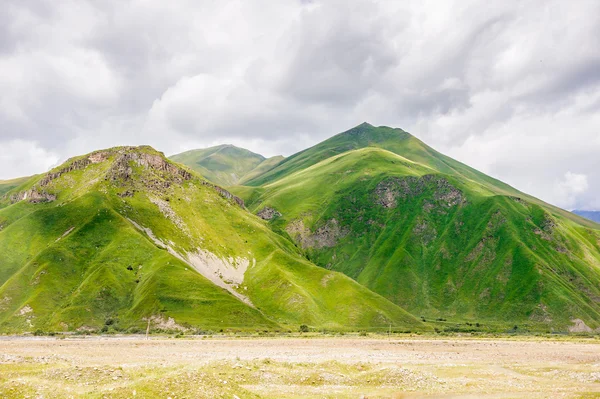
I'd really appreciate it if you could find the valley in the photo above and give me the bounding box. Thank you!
[1,335,599,398]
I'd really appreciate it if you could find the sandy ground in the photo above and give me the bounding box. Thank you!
[1,336,599,398]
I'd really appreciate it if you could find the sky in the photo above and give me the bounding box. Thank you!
[0,0,599,210]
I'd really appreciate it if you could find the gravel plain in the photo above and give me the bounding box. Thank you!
[0,336,599,398]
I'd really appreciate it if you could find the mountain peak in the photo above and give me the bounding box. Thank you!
[332,123,411,145]
[170,145,268,186]
[345,122,375,133]
[6,145,195,205]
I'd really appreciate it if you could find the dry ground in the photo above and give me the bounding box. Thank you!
[1,336,599,398]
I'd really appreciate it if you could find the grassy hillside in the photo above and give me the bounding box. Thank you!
[239,156,285,185]
[170,145,283,187]
[0,146,423,333]
[233,124,600,332]
[0,176,31,197]
[245,123,595,228]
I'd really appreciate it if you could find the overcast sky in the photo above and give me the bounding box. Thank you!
[1,0,599,210]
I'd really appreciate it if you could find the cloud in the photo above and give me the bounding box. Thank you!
[554,172,590,210]
[0,139,60,179]
[0,0,598,210]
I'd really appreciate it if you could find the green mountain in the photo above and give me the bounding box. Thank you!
[170,145,284,187]
[239,155,285,185]
[0,176,31,197]
[232,123,600,332]
[0,146,423,333]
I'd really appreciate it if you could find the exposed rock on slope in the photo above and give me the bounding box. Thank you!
[10,190,56,204]
[374,175,465,210]
[257,207,282,220]
[286,219,349,249]
[0,145,423,333]
[234,123,600,331]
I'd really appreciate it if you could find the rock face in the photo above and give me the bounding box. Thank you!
[374,175,465,210]
[38,158,92,187]
[207,183,245,207]
[9,153,100,203]
[534,214,557,241]
[568,318,599,333]
[257,207,282,220]
[127,218,254,307]
[412,219,437,245]
[375,176,424,208]
[108,149,192,185]
[286,219,348,249]
[6,146,247,208]
[10,190,56,204]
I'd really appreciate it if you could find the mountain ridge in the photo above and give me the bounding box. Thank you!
[0,145,423,333]
[230,123,600,331]
[244,123,596,228]
[170,145,284,187]
[2,125,599,333]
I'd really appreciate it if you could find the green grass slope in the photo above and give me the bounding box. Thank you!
[0,176,31,197]
[239,156,285,185]
[234,124,600,332]
[170,145,283,187]
[245,123,595,228]
[0,146,423,333]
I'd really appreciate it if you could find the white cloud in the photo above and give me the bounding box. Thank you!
[554,172,589,210]
[0,140,59,179]
[0,0,598,209]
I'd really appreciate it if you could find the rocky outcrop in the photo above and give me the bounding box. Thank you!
[428,175,466,207]
[199,181,245,207]
[533,213,571,254]
[257,206,282,220]
[568,318,600,333]
[9,153,103,203]
[150,197,189,233]
[534,214,556,241]
[286,219,349,249]
[7,147,247,210]
[412,219,437,245]
[146,315,187,332]
[127,218,253,307]
[374,175,465,210]
[211,185,245,207]
[107,150,192,184]
[39,158,91,187]
[10,189,56,204]
[374,176,424,208]
[88,151,109,163]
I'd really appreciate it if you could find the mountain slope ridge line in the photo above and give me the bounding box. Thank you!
[0,144,423,333]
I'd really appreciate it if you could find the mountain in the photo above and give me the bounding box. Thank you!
[239,155,285,185]
[232,123,600,332]
[170,145,284,187]
[573,210,600,223]
[0,146,423,333]
[0,176,31,197]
